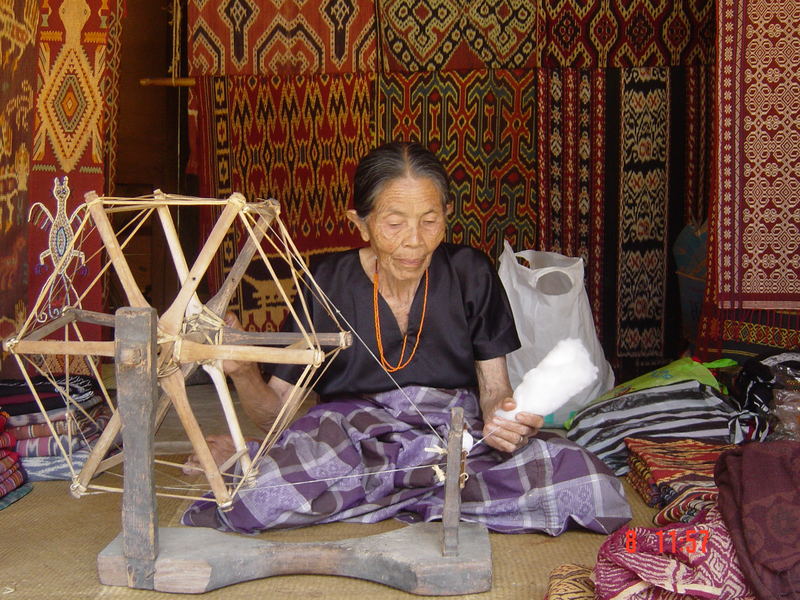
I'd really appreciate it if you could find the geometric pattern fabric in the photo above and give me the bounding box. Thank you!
[0,0,39,378]
[186,0,719,368]
[712,0,800,310]
[25,0,119,359]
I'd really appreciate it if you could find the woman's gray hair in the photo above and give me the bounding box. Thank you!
[352,142,450,218]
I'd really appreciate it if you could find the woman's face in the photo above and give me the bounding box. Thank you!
[352,175,448,284]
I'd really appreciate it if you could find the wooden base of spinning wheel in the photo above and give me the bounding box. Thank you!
[98,522,491,595]
[97,306,492,596]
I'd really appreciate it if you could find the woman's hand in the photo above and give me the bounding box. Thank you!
[221,312,249,376]
[475,356,542,453]
[181,434,238,475]
[482,397,544,454]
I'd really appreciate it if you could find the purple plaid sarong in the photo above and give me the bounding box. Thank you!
[182,387,631,535]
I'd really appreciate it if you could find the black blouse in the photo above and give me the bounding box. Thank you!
[270,243,520,397]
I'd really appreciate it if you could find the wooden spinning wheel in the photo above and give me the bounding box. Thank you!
[3,191,492,595]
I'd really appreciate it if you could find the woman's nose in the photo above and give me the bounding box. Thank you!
[403,225,422,246]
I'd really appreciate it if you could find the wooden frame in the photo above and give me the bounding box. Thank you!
[4,192,492,595]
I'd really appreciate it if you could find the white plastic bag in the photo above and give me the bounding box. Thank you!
[498,240,614,426]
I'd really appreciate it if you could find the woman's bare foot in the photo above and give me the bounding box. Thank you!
[181,434,237,475]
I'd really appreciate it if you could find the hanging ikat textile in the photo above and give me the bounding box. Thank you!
[377,69,539,261]
[534,68,606,330]
[377,0,539,71]
[537,0,714,68]
[712,0,800,310]
[189,74,373,331]
[695,0,800,362]
[186,0,716,368]
[377,0,714,71]
[0,0,38,378]
[23,0,121,371]
[187,0,377,75]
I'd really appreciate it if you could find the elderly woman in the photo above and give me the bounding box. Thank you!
[182,142,630,535]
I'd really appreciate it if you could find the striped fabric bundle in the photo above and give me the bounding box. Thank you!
[0,450,20,471]
[565,380,760,475]
[0,412,25,507]
[15,432,99,458]
[0,483,32,510]
[21,449,92,481]
[8,419,70,440]
[13,404,110,457]
[5,394,103,427]
[0,430,15,450]
[0,463,24,496]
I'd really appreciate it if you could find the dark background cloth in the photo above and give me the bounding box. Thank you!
[715,441,800,600]
[270,243,520,397]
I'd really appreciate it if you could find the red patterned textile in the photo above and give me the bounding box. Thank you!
[623,438,736,506]
[713,0,800,310]
[378,0,539,72]
[186,1,716,369]
[697,305,800,362]
[377,0,714,71]
[535,69,606,329]
[188,0,377,75]
[189,73,372,331]
[377,68,539,261]
[24,0,120,353]
[595,507,756,600]
[0,0,38,378]
[538,0,714,68]
[625,437,737,525]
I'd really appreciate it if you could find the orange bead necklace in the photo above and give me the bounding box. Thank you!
[373,264,429,373]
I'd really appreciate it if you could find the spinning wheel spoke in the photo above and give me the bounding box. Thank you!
[154,197,203,318]
[159,195,244,334]
[206,207,275,317]
[159,370,231,507]
[201,362,253,479]
[85,192,149,309]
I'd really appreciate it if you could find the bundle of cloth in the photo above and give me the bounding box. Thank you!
[715,440,800,600]
[0,375,110,481]
[544,440,800,600]
[566,378,769,476]
[624,437,737,526]
[544,507,757,599]
[0,410,31,509]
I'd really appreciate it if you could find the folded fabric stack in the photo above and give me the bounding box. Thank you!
[0,410,31,510]
[565,380,766,475]
[625,437,737,525]
[0,375,111,481]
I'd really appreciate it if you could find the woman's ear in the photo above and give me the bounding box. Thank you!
[446,202,454,217]
[346,209,370,242]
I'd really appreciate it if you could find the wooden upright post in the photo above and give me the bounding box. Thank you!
[115,307,159,589]
[442,406,465,557]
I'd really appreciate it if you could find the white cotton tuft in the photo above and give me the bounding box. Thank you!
[496,338,598,420]
[462,430,474,453]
